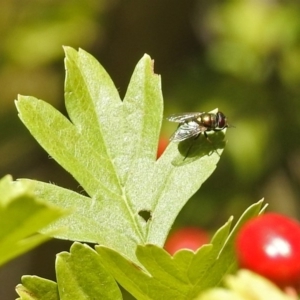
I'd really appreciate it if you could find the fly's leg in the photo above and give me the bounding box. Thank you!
[204,131,220,157]
[204,131,212,143]
[183,131,220,160]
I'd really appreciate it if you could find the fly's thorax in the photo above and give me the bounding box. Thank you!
[197,113,217,130]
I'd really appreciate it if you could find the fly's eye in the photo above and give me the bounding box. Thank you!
[217,112,227,129]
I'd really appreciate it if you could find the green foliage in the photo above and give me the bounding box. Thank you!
[15,48,265,299]
[16,277,58,300]
[15,201,264,300]
[16,47,225,264]
[0,1,299,296]
[96,200,265,300]
[16,243,122,300]
[0,175,64,267]
[56,243,122,300]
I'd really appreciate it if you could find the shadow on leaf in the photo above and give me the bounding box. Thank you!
[172,131,226,166]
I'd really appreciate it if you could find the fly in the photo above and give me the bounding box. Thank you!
[167,111,229,158]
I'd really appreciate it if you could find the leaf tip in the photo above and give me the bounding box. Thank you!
[142,53,152,60]
[63,45,75,54]
[140,53,160,76]
[14,94,23,111]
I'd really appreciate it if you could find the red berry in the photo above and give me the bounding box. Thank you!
[164,227,210,255]
[235,213,300,289]
[157,137,169,159]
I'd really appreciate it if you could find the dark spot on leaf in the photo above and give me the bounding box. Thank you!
[138,210,152,222]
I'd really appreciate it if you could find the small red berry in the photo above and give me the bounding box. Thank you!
[235,213,300,289]
[164,227,210,255]
[157,137,169,159]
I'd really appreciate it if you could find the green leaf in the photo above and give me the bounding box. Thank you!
[16,242,122,300]
[0,175,65,267]
[15,47,226,263]
[96,200,265,300]
[195,270,294,300]
[16,276,59,300]
[55,242,122,300]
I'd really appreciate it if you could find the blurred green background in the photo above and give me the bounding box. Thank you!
[1,0,300,298]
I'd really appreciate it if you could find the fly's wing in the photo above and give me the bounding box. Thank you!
[169,121,206,142]
[167,112,203,123]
